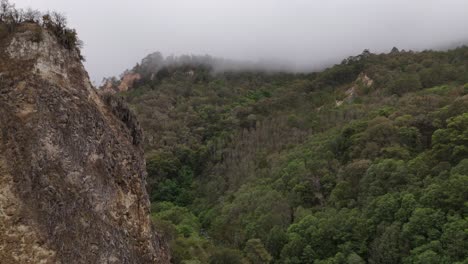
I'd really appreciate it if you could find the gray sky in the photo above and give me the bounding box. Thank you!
[12,0,468,84]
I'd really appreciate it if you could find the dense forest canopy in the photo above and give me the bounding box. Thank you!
[111,44,468,263]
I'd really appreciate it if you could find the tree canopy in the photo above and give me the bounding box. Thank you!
[114,41,468,264]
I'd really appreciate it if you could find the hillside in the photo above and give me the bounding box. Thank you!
[0,4,170,263]
[109,47,468,263]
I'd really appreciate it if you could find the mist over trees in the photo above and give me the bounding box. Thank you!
[133,51,308,77]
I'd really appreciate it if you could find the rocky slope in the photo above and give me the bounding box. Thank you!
[0,24,170,263]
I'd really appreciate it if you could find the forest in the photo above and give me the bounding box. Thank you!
[1,0,466,263]
[110,46,468,264]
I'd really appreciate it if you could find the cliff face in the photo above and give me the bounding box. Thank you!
[0,24,170,263]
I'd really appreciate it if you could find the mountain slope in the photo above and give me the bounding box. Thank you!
[113,47,468,263]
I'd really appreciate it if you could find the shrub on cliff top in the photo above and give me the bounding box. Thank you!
[0,0,84,60]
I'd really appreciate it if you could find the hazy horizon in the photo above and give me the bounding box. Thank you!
[11,0,468,84]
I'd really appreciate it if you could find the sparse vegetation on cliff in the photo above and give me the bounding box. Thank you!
[0,0,83,60]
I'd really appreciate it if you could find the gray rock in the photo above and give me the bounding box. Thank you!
[0,24,170,264]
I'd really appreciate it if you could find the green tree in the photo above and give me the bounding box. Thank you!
[388,74,422,95]
[432,113,468,164]
[209,249,245,264]
[244,239,272,264]
[265,226,288,260]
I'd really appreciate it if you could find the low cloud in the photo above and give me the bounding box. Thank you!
[12,0,468,83]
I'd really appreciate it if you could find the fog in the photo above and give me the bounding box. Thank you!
[12,0,468,84]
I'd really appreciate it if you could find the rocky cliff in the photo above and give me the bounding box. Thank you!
[0,23,170,263]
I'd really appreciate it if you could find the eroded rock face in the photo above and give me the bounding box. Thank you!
[100,72,141,94]
[0,25,169,263]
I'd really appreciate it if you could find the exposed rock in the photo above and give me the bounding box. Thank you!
[118,73,141,92]
[0,24,169,263]
[100,72,141,94]
[356,73,374,88]
[185,70,195,77]
[337,73,374,107]
[344,86,356,102]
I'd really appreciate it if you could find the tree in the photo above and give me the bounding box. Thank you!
[402,208,445,248]
[244,239,272,264]
[0,0,21,27]
[360,159,408,198]
[51,11,67,31]
[369,223,402,264]
[432,113,468,164]
[209,249,245,264]
[388,73,422,96]
[301,245,315,264]
[265,226,288,259]
[0,0,13,22]
[390,47,400,54]
[22,8,40,23]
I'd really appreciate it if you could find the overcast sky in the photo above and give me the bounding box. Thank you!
[12,0,468,84]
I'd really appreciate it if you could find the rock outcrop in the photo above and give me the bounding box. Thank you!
[100,72,141,94]
[336,73,374,106]
[0,23,169,263]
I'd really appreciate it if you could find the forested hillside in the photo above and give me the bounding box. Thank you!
[111,47,468,263]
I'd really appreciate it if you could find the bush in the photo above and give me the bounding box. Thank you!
[389,74,422,95]
[209,249,245,264]
[0,0,83,58]
[244,239,272,264]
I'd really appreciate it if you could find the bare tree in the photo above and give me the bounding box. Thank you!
[23,8,41,23]
[51,11,67,31]
[10,6,21,24]
[0,0,13,22]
